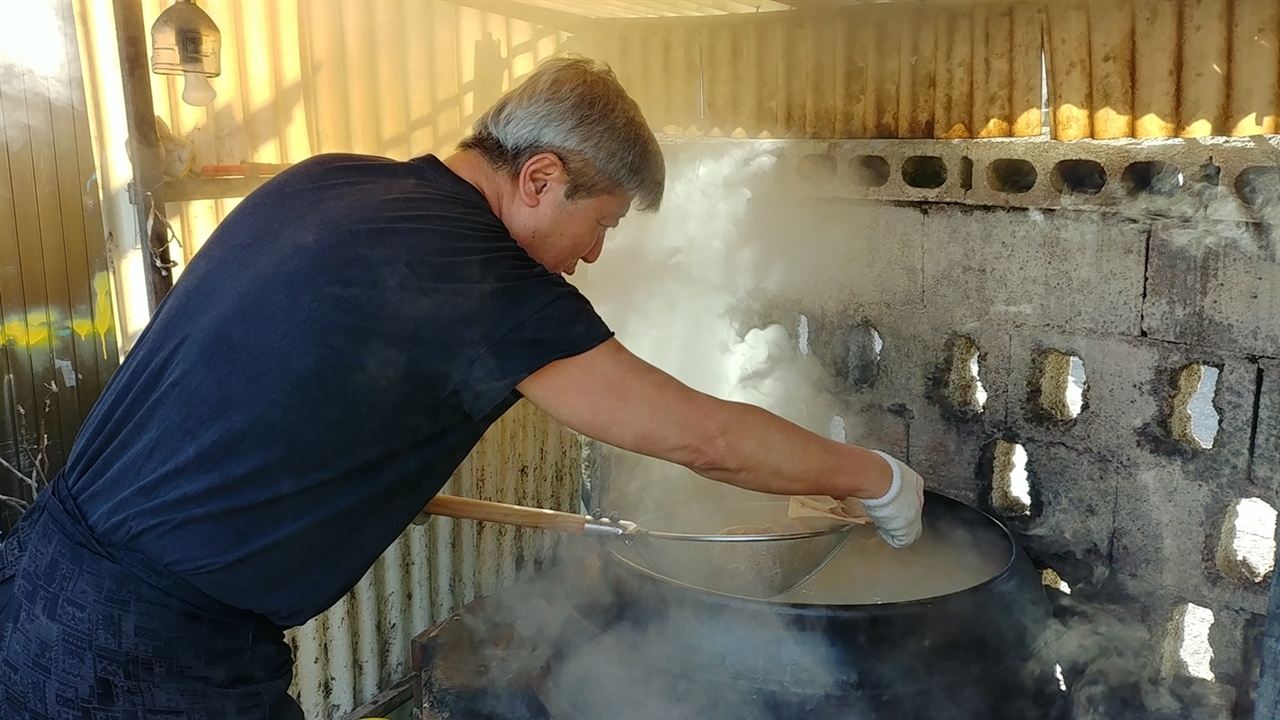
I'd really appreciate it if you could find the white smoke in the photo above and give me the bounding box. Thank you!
[0,0,70,81]
[0,0,73,142]
[572,142,850,512]
[575,142,839,434]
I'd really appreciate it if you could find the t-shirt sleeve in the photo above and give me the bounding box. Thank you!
[451,283,614,420]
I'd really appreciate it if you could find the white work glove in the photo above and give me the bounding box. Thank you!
[860,450,925,548]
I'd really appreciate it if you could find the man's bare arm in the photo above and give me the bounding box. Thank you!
[516,338,893,500]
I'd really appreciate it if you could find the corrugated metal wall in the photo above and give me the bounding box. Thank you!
[567,2,1046,139]
[287,400,584,718]
[0,0,119,525]
[571,0,1280,143]
[1045,0,1280,140]
[136,0,568,268]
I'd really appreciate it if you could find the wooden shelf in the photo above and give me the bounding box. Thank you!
[162,175,274,202]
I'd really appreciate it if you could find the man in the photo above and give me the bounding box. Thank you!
[0,55,924,718]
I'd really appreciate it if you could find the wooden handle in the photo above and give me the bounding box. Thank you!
[422,494,589,535]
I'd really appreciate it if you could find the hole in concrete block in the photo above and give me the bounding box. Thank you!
[1066,355,1086,417]
[1199,162,1222,188]
[960,156,974,191]
[1216,498,1278,584]
[1163,603,1216,681]
[991,440,1031,516]
[902,155,947,189]
[987,159,1038,194]
[1121,161,1184,197]
[1235,166,1280,208]
[797,154,837,182]
[970,353,989,409]
[829,415,847,443]
[1036,350,1087,421]
[845,322,883,391]
[797,314,810,356]
[1050,159,1107,196]
[1170,364,1221,450]
[851,155,890,188]
[941,335,987,416]
[1041,567,1073,595]
[942,335,988,415]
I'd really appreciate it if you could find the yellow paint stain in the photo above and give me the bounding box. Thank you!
[1,319,49,347]
[0,273,115,358]
[93,272,114,358]
[71,318,95,340]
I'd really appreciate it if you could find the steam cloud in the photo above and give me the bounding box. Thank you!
[572,142,858,515]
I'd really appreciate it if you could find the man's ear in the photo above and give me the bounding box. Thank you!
[516,153,566,208]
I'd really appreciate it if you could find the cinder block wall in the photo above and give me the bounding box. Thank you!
[692,137,1280,719]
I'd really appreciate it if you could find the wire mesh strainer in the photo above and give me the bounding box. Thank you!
[419,495,855,599]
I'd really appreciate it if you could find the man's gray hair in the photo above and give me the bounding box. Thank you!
[459,55,665,211]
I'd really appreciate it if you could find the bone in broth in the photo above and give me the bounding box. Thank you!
[772,511,1010,605]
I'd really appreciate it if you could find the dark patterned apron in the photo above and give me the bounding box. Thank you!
[0,476,304,720]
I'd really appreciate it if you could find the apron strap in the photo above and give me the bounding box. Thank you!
[42,474,275,626]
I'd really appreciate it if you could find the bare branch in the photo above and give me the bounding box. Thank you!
[0,453,39,498]
[0,453,34,485]
[22,445,43,486]
[0,374,59,508]
[0,493,30,513]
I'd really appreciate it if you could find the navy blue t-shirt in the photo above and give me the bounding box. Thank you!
[62,154,614,627]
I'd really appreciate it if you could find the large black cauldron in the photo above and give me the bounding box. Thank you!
[541,492,1062,720]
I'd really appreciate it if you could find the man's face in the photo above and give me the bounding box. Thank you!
[506,154,632,276]
[528,190,631,276]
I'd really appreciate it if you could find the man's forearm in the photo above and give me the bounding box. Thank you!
[518,338,896,502]
[682,397,895,501]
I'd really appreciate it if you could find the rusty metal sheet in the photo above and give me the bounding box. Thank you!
[1088,0,1133,139]
[1133,0,1179,138]
[1045,2,1091,140]
[1179,0,1231,138]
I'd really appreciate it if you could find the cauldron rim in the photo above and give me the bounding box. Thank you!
[603,490,1024,615]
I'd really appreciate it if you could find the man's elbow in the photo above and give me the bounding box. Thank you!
[670,400,737,480]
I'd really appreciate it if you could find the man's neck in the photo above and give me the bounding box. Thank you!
[443,150,509,222]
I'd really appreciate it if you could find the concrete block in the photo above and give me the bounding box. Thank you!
[1242,611,1267,716]
[1007,331,1166,451]
[1110,464,1226,596]
[1165,678,1237,720]
[735,135,1280,223]
[1206,606,1254,694]
[1005,331,1256,479]
[920,206,1147,336]
[762,303,1014,504]
[879,320,1012,505]
[1004,441,1119,595]
[1253,360,1280,496]
[988,331,1265,611]
[961,135,1273,224]
[738,194,927,311]
[770,137,972,205]
[1144,221,1280,358]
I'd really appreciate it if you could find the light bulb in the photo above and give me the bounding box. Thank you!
[182,70,216,106]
